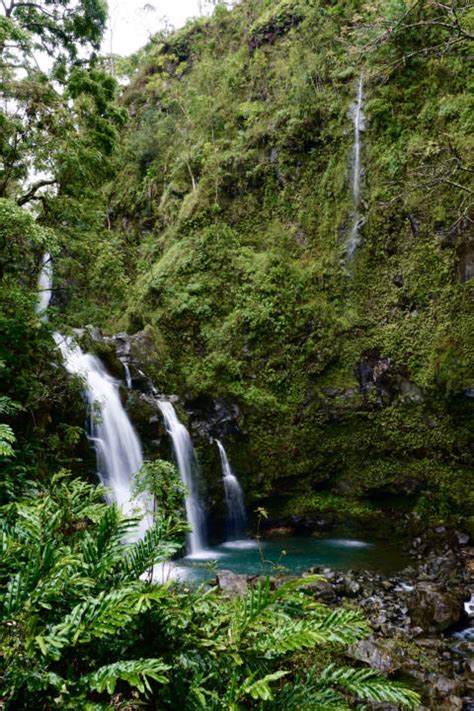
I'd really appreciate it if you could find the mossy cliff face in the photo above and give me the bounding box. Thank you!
[61,0,474,521]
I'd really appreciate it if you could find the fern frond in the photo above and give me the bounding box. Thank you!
[318,665,421,709]
[80,504,130,571]
[240,670,288,701]
[81,658,170,695]
[122,519,184,581]
[0,396,21,415]
[0,423,15,458]
[40,587,143,655]
[255,612,367,655]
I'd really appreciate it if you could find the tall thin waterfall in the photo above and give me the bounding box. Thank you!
[53,334,148,537]
[346,74,366,260]
[216,440,247,541]
[36,254,147,537]
[158,401,207,555]
[36,252,53,318]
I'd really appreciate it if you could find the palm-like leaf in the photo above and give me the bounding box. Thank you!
[39,587,143,655]
[317,665,420,709]
[121,517,185,581]
[254,609,368,655]
[81,658,170,695]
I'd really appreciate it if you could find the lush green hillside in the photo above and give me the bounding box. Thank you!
[52,0,474,523]
[2,1,473,708]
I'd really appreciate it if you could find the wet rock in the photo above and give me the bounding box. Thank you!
[399,378,424,404]
[216,570,248,596]
[465,657,474,677]
[341,575,361,596]
[439,697,463,711]
[249,8,305,52]
[457,240,474,282]
[455,530,470,546]
[407,583,463,632]
[349,636,402,673]
[431,675,463,697]
[305,580,337,604]
[264,526,293,537]
[186,395,244,441]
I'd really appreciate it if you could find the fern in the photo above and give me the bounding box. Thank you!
[1,476,420,709]
[81,658,170,695]
[235,575,321,637]
[0,423,15,457]
[254,610,368,655]
[40,587,143,654]
[122,517,184,581]
[317,665,421,709]
[240,670,288,701]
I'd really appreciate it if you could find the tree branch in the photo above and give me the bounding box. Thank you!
[17,178,57,205]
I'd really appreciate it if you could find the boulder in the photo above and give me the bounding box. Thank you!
[348,636,403,674]
[216,570,248,596]
[305,580,337,604]
[407,583,463,632]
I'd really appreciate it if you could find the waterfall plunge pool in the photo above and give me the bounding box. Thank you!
[164,534,409,585]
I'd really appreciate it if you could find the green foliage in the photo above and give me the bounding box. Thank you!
[0,0,115,202]
[0,387,20,458]
[0,473,420,709]
[133,458,188,522]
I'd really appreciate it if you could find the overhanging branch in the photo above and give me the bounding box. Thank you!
[17,178,57,205]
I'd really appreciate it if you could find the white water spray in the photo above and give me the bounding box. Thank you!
[216,440,247,541]
[158,401,207,555]
[346,75,366,260]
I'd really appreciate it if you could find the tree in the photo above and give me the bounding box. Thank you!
[0,0,107,64]
[0,0,124,203]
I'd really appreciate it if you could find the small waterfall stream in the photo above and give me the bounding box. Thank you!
[36,252,53,319]
[346,74,366,260]
[158,401,207,556]
[216,440,247,541]
[122,361,133,389]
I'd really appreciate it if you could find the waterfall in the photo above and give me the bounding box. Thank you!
[36,252,53,318]
[346,74,366,260]
[122,361,133,389]
[158,401,207,555]
[53,333,148,538]
[216,440,247,541]
[36,253,147,537]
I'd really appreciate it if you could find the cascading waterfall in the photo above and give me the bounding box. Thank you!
[216,440,247,541]
[158,401,207,555]
[53,334,148,537]
[36,252,53,319]
[36,254,148,538]
[346,74,366,260]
